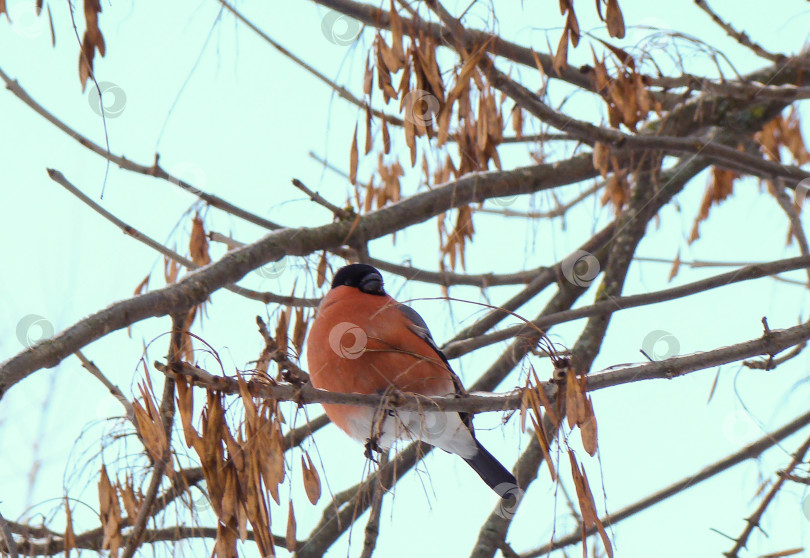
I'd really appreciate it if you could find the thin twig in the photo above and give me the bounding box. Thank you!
[0,508,19,558]
[359,453,388,558]
[472,181,603,220]
[121,314,182,558]
[694,0,783,62]
[777,471,810,485]
[743,340,806,369]
[75,350,136,424]
[291,178,353,220]
[11,524,295,555]
[47,169,319,307]
[443,255,810,359]
[0,65,282,232]
[520,408,810,557]
[725,431,810,557]
[219,0,404,127]
[209,230,551,288]
[153,306,810,417]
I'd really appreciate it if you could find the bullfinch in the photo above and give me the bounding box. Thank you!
[306,263,517,496]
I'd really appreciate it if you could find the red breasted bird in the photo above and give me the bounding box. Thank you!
[306,263,517,496]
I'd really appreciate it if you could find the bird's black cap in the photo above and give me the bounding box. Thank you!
[331,264,386,295]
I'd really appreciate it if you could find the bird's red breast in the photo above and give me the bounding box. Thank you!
[307,286,455,441]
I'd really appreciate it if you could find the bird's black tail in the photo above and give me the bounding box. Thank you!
[463,439,519,498]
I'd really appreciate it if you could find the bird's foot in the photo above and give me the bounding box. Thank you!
[364,437,382,462]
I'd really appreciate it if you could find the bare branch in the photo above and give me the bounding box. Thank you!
[0,508,19,558]
[521,408,810,557]
[75,350,136,425]
[444,255,810,359]
[694,0,783,62]
[47,169,317,307]
[0,65,281,232]
[725,432,810,557]
[0,154,597,399]
[121,313,183,558]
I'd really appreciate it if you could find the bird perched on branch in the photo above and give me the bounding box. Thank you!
[307,263,518,497]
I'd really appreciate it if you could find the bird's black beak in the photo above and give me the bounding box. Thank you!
[359,272,384,295]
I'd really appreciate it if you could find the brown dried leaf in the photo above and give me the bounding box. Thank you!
[350,123,359,185]
[580,397,598,456]
[275,309,289,357]
[605,0,625,39]
[180,305,196,362]
[176,376,200,450]
[375,35,398,102]
[668,250,681,282]
[781,108,810,164]
[529,413,557,480]
[363,52,373,96]
[381,116,391,154]
[98,465,123,556]
[292,307,307,356]
[512,106,524,138]
[79,0,106,91]
[759,549,804,558]
[404,107,416,166]
[164,254,180,285]
[286,500,297,552]
[530,49,546,78]
[189,213,211,267]
[259,419,286,504]
[316,252,328,288]
[592,142,610,178]
[757,116,782,162]
[566,10,580,47]
[364,103,373,155]
[133,274,150,296]
[601,170,629,211]
[553,29,569,75]
[301,452,321,504]
[119,478,138,519]
[569,451,613,557]
[133,379,168,462]
[689,167,738,244]
[64,499,77,555]
[389,0,405,66]
[565,370,581,428]
[379,33,402,73]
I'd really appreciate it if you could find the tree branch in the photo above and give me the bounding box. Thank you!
[520,408,810,557]
[0,154,597,399]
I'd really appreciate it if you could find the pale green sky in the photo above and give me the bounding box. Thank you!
[1,1,809,556]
